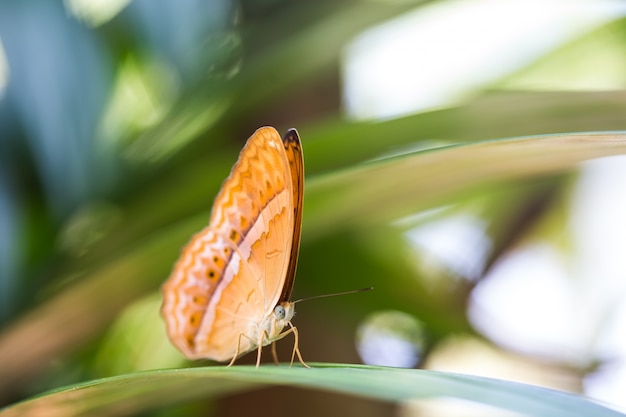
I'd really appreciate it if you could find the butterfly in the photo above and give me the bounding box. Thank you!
[161,126,306,367]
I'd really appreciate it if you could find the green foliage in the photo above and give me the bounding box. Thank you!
[1,1,626,416]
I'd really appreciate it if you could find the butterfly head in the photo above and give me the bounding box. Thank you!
[273,301,295,322]
[256,301,295,348]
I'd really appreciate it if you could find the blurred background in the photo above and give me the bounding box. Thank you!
[1,0,626,416]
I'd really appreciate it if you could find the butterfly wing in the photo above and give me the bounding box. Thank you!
[161,127,303,361]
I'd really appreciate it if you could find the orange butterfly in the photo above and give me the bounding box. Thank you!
[161,127,306,367]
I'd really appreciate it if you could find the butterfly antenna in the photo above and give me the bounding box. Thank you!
[293,287,373,304]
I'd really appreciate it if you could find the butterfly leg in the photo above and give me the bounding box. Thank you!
[277,322,309,368]
[227,333,246,367]
[254,328,276,367]
[255,336,264,368]
[290,322,309,368]
[271,341,280,365]
[256,330,287,367]
[227,332,266,367]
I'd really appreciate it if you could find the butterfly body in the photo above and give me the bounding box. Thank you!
[161,127,304,365]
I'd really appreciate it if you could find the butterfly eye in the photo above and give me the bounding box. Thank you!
[274,305,286,319]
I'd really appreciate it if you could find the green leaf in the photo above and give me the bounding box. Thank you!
[2,364,622,417]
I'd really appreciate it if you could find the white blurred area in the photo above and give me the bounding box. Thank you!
[405,213,491,283]
[400,397,529,417]
[344,0,626,412]
[64,0,131,26]
[343,0,626,120]
[0,39,8,97]
[356,310,426,368]
[468,157,626,412]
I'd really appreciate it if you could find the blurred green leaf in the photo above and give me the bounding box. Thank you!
[304,131,626,233]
